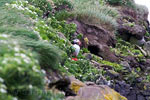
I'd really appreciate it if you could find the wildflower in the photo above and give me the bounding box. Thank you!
[0,88,7,93]
[29,85,33,89]
[13,97,18,100]
[11,4,18,8]
[14,47,20,52]
[20,53,27,58]
[14,58,21,64]
[25,1,28,4]
[5,3,9,6]
[41,70,46,74]
[24,58,30,64]
[1,34,8,38]
[0,78,4,83]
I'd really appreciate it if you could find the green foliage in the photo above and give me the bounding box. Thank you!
[21,40,61,70]
[0,34,43,99]
[26,0,52,13]
[0,1,64,99]
[0,0,15,6]
[0,78,16,100]
[93,55,123,72]
[105,0,122,5]
[123,22,135,27]
[63,58,101,82]
[105,0,135,8]
[124,70,139,84]
[54,10,74,21]
[47,17,77,40]
[7,0,43,19]
[53,0,72,9]
[111,38,144,58]
[99,0,106,5]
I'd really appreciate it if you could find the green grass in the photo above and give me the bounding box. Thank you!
[69,0,119,30]
[0,0,15,6]
[0,1,61,70]
[21,39,62,70]
[0,6,38,39]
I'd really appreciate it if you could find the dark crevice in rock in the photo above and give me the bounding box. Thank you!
[88,45,100,56]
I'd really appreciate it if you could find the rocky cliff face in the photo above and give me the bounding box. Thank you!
[45,0,150,100]
[63,1,150,100]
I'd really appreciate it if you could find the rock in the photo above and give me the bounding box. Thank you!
[144,41,150,57]
[117,6,148,42]
[48,75,76,96]
[69,76,86,94]
[91,60,103,69]
[127,91,137,100]
[83,53,93,60]
[67,19,119,63]
[130,36,146,45]
[58,32,67,40]
[96,75,109,85]
[85,82,95,86]
[136,45,147,56]
[120,61,132,72]
[106,70,119,78]
[120,61,130,68]
[66,77,127,100]
[125,56,139,68]
[137,95,145,100]
[66,85,127,100]
[118,24,146,41]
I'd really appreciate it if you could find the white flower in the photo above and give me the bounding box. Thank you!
[65,67,68,70]
[5,3,9,6]
[41,70,46,74]
[0,40,7,44]
[79,75,82,77]
[2,59,7,64]
[25,1,28,4]
[1,84,6,89]
[20,53,27,58]
[33,12,37,14]
[18,6,24,10]
[13,41,18,45]
[29,85,33,89]
[11,4,18,8]
[17,67,22,71]
[32,66,40,73]
[14,47,20,52]
[14,58,21,64]
[15,53,20,56]
[1,34,8,38]
[13,97,18,100]
[0,88,7,93]
[24,7,29,11]
[24,58,30,64]
[28,10,32,13]
[0,78,4,83]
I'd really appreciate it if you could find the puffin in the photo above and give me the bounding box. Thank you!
[72,39,81,61]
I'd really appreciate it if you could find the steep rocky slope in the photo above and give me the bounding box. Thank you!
[0,0,150,100]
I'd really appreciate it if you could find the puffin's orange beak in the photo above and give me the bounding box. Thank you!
[78,41,81,46]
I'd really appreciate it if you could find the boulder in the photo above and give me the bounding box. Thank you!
[91,60,103,69]
[83,53,93,60]
[117,7,148,43]
[106,70,119,78]
[144,41,150,57]
[67,19,119,63]
[66,77,127,100]
[117,24,146,41]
